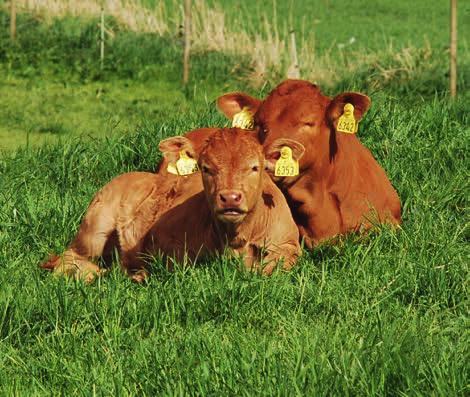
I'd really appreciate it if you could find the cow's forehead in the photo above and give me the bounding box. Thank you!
[201,129,262,164]
[258,81,329,123]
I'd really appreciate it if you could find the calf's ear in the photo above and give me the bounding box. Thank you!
[159,136,197,164]
[217,92,262,120]
[263,138,305,171]
[326,92,371,129]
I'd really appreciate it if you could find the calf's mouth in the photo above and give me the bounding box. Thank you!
[215,207,247,223]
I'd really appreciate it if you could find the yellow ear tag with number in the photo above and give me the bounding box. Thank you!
[232,107,254,130]
[176,150,198,175]
[167,150,198,176]
[166,163,179,175]
[336,103,357,134]
[274,147,299,177]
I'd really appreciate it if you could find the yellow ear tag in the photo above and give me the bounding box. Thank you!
[232,107,254,130]
[336,103,357,134]
[166,163,179,175]
[274,147,299,177]
[173,150,198,176]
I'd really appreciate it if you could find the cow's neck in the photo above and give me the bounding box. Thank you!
[301,126,360,181]
[296,126,333,182]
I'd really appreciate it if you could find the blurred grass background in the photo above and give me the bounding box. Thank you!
[1,0,469,150]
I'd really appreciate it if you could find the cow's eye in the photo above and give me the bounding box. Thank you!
[251,165,259,172]
[304,121,315,127]
[202,165,211,174]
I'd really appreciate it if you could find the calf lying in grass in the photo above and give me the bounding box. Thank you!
[41,128,216,282]
[41,128,303,282]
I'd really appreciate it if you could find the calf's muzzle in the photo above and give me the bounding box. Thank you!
[215,189,247,223]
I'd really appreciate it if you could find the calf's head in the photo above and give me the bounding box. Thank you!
[217,80,371,169]
[160,128,304,224]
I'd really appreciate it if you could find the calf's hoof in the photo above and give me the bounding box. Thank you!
[262,263,275,276]
[52,260,102,284]
[129,269,149,284]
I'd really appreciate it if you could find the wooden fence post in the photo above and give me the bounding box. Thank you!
[287,30,300,79]
[183,0,191,85]
[10,0,17,41]
[450,0,457,98]
[100,7,105,71]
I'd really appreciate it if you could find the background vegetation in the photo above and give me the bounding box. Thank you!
[0,0,468,395]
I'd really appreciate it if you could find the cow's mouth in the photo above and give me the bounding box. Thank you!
[216,208,247,223]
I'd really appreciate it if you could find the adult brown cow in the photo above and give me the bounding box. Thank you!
[218,79,401,247]
[41,128,303,281]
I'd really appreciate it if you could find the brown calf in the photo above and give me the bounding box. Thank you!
[145,128,302,275]
[41,128,302,281]
[40,128,216,283]
[218,79,401,247]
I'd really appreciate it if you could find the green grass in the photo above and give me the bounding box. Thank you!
[0,94,468,395]
[0,11,250,150]
[2,1,470,150]
[0,76,186,149]
[159,0,470,54]
[0,1,469,394]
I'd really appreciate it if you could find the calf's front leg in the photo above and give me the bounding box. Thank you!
[262,241,300,275]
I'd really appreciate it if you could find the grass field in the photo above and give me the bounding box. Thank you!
[3,0,470,150]
[0,0,469,395]
[0,8,250,150]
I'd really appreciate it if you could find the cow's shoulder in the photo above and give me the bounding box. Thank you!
[259,175,299,240]
[147,191,216,257]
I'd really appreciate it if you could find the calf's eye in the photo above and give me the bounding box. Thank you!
[202,165,210,174]
[252,166,259,172]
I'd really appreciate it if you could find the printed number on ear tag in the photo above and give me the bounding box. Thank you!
[232,107,254,130]
[274,147,299,177]
[336,103,357,134]
[171,150,199,176]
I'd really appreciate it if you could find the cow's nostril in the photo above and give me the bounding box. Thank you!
[233,192,242,203]
[219,190,243,206]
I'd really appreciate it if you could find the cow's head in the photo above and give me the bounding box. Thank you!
[217,79,371,171]
[160,128,304,224]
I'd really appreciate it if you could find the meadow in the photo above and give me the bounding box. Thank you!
[0,0,469,395]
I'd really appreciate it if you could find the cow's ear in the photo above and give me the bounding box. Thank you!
[326,92,371,128]
[217,92,262,120]
[263,138,305,171]
[159,136,197,164]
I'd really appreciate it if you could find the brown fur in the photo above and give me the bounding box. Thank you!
[217,79,401,247]
[145,129,301,275]
[41,128,301,282]
[40,128,216,282]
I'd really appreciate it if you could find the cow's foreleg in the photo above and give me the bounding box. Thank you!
[42,250,103,284]
[118,218,156,283]
[260,241,300,275]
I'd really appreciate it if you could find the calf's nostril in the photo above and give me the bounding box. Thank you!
[219,190,243,206]
[233,193,242,203]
